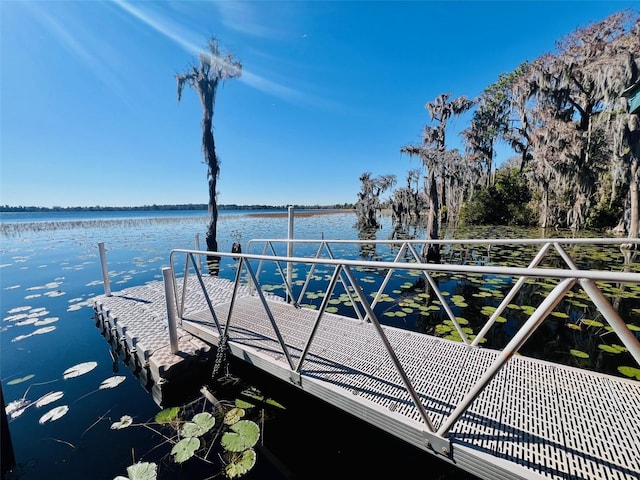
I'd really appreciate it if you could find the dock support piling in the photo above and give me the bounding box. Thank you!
[162,266,179,354]
[98,242,111,297]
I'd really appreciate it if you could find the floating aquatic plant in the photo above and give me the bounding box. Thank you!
[114,461,158,480]
[617,366,640,380]
[99,376,127,389]
[570,349,589,359]
[225,449,257,479]
[155,406,180,424]
[181,412,215,437]
[598,344,627,354]
[39,405,69,424]
[221,420,259,452]
[63,361,98,379]
[171,437,201,463]
[35,391,64,407]
[111,415,134,430]
[6,374,35,385]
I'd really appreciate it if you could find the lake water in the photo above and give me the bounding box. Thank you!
[1,209,485,480]
[2,209,638,480]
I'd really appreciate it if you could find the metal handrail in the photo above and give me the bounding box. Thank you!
[167,237,640,444]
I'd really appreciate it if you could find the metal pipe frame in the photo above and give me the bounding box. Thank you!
[168,237,640,445]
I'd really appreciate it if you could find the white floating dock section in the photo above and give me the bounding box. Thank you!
[93,276,640,480]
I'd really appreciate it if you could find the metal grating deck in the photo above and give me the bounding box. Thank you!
[93,276,640,480]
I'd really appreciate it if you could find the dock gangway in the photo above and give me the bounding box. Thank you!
[165,237,640,480]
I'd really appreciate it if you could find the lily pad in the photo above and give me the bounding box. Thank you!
[181,412,215,437]
[221,420,260,452]
[126,461,157,480]
[581,318,603,328]
[6,374,35,386]
[569,349,589,359]
[265,398,285,409]
[598,344,626,354]
[6,398,31,417]
[225,449,257,478]
[171,437,200,463]
[111,415,134,430]
[224,407,245,425]
[235,398,255,409]
[35,391,64,407]
[617,366,640,380]
[63,361,97,379]
[99,375,126,389]
[155,406,180,424]
[39,405,69,424]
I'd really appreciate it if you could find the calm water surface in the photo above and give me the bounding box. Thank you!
[1,209,481,479]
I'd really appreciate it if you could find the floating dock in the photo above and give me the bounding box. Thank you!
[93,275,640,480]
[93,276,237,406]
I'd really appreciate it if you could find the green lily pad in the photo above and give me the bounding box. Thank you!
[235,398,255,409]
[7,374,35,386]
[265,398,286,409]
[598,344,626,354]
[171,437,200,463]
[617,366,640,380]
[570,349,589,359]
[155,407,180,424]
[181,412,215,437]
[126,462,157,480]
[581,319,604,328]
[221,420,260,452]
[225,449,257,478]
[224,407,245,425]
[435,324,452,334]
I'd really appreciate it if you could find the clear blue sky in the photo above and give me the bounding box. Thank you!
[1,1,638,208]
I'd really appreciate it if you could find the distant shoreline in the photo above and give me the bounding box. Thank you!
[0,204,355,213]
[247,209,352,218]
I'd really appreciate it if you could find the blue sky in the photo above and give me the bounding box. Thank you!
[1,1,638,208]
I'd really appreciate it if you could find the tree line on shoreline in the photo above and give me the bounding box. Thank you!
[356,10,640,243]
[0,203,355,213]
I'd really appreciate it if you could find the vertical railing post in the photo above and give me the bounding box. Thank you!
[162,266,179,354]
[194,233,202,271]
[98,242,111,297]
[287,205,294,303]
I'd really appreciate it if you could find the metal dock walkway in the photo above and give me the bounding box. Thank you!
[92,237,640,480]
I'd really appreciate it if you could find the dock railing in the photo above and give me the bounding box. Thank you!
[166,237,640,448]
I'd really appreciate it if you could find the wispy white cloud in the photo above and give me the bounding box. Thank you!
[213,1,280,38]
[22,2,125,95]
[114,0,338,109]
[113,0,203,56]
